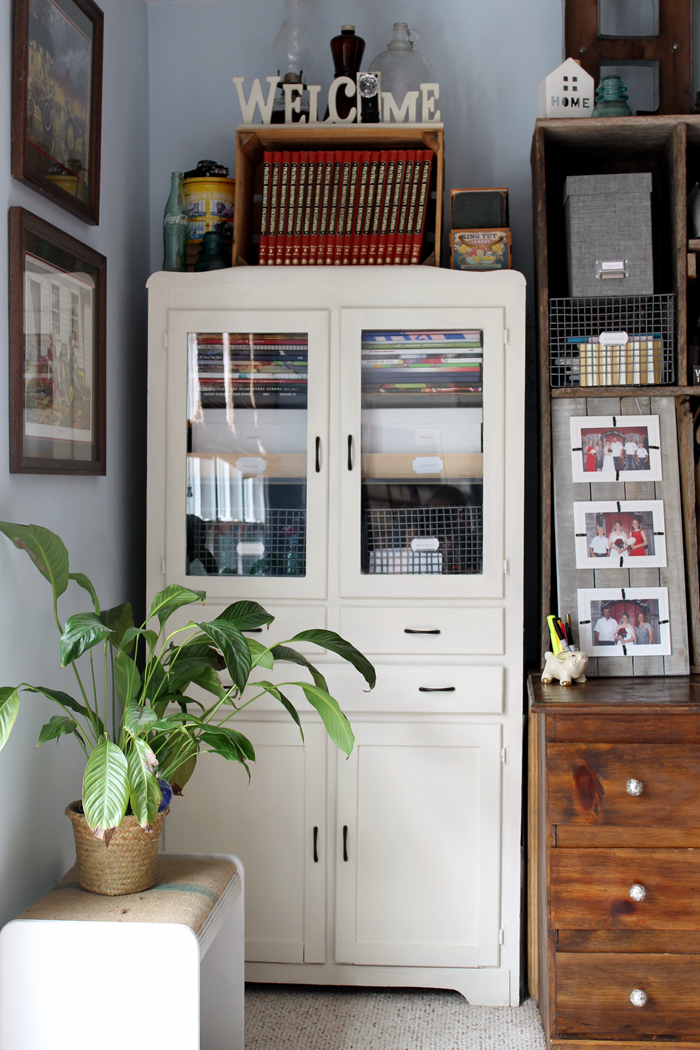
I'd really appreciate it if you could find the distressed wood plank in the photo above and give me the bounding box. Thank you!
[552,398,590,659]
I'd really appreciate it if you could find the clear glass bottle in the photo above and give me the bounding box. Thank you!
[593,74,633,117]
[369,23,433,109]
[163,172,188,272]
[271,0,313,123]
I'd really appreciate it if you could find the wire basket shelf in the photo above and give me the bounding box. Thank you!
[188,509,306,577]
[549,295,674,388]
[364,506,483,575]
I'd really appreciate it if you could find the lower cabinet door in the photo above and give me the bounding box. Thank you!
[335,721,502,968]
[164,719,326,964]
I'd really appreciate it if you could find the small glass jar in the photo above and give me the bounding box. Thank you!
[194,231,231,271]
[593,74,633,117]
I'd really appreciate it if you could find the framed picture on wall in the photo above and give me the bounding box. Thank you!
[577,587,671,657]
[573,500,667,569]
[12,0,104,225]
[569,415,662,483]
[9,207,106,475]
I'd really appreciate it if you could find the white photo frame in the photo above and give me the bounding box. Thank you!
[577,587,671,657]
[573,500,667,569]
[570,415,662,483]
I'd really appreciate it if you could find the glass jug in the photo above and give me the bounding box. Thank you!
[369,23,433,108]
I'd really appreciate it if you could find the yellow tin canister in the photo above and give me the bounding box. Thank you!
[183,160,235,269]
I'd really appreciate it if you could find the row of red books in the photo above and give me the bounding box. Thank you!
[258,148,434,266]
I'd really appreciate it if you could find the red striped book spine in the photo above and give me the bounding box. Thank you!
[384,151,406,266]
[325,151,342,265]
[343,151,360,264]
[360,152,379,264]
[376,149,397,265]
[351,150,370,265]
[292,151,307,265]
[284,151,299,265]
[393,150,415,264]
[258,151,272,265]
[300,152,315,264]
[317,151,334,265]
[401,151,422,263]
[335,150,352,265]
[410,150,434,264]
[367,154,387,265]
[308,153,325,265]
[275,150,290,265]
[267,152,281,265]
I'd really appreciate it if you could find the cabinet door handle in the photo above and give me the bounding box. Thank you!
[404,628,441,635]
[244,628,263,633]
[419,686,456,692]
[313,826,319,863]
[315,436,321,473]
[343,825,349,862]
[347,435,354,471]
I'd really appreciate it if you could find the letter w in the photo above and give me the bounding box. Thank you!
[233,77,278,123]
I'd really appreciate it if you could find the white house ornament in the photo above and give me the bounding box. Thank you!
[538,58,594,119]
[233,76,441,125]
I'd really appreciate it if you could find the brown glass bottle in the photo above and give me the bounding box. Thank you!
[327,25,365,119]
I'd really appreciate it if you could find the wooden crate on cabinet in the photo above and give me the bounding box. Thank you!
[234,123,444,267]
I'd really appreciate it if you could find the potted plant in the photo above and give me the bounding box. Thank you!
[0,522,374,895]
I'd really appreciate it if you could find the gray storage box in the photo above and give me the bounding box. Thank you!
[564,173,653,297]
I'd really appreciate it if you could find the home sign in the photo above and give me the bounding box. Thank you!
[233,76,441,125]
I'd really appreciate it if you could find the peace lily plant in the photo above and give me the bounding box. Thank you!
[0,523,375,841]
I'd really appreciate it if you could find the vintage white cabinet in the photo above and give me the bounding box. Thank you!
[146,267,526,1006]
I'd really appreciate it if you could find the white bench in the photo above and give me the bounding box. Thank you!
[0,853,244,1050]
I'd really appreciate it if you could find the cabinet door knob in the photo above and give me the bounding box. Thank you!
[630,988,648,1008]
[626,778,643,796]
[629,883,646,901]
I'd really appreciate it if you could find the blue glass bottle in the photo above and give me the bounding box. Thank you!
[593,75,633,117]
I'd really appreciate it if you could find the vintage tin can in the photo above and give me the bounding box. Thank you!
[183,160,235,270]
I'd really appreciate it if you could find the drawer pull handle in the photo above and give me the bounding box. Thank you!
[347,435,354,471]
[404,628,441,635]
[630,989,648,1008]
[343,825,349,862]
[313,826,319,863]
[629,883,646,902]
[419,686,456,692]
[315,436,321,473]
[626,778,643,796]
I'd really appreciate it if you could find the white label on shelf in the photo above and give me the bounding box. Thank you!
[599,331,629,346]
[601,261,625,271]
[412,455,444,474]
[411,537,440,551]
[235,457,266,474]
[415,427,440,445]
[237,542,265,557]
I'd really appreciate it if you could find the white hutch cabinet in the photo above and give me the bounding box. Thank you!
[146,267,525,1006]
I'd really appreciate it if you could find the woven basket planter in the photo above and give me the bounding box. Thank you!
[66,801,169,896]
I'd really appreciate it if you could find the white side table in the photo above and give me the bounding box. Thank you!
[0,853,244,1050]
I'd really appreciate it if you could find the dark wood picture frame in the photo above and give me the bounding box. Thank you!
[9,206,107,475]
[12,0,104,225]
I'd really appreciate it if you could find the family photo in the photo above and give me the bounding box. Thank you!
[577,587,671,656]
[570,415,662,482]
[573,500,666,569]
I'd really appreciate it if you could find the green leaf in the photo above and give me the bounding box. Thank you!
[195,621,252,692]
[69,572,100,614]
[215,601,275,631]
[100,603,135,653]
[158,735,198,792]
[0,522,69,600]
[200,726,255,779]
[59,613,113,667]
[82,739,129,836]
[148,584,206,629]
[21,685,92,722]
[151,693,185,719]
[166,656,219,695]
[254,680,304,741]
[120,627,158,654]
[36,714,76,747]
[270,645,328,691]
[247,638,274,669]
[289,630,376,689]
[143,657,167,704]
[193,666,225,699]
[0,688,20,752]
[127,738,161,829]
[115,652,141,706]
[123,703,158,735]
[293,682,355,756]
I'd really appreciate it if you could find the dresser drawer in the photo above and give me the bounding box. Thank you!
[339,606,504,655]
[551,849,700,930]
[556,953,700,1039]
[547,743,700,826]
[323,662,503,713]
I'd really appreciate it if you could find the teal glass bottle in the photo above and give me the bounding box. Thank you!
[162,172,188,271]
[193,231,231,271]
[593,75,633,117]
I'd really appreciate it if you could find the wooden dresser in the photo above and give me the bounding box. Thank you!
[528,675,700,1049]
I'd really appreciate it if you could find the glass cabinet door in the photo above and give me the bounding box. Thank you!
[166,310,329,600]
[340,308,505,598]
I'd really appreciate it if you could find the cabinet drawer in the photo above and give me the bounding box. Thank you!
[205,603,327,654]
[339,606,504,655]
[324,663,503,713]
[551,849,700,930]
[555,952,700,1039]
[547,743,700,826]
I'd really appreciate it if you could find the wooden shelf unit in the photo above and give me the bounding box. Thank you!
[233,123,444,268]
[531,116,700,667]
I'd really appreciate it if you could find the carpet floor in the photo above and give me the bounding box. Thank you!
[245,985,547,1050]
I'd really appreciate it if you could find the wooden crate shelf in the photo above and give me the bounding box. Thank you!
[234,123,444,268]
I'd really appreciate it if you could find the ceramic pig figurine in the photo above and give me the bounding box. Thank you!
[541,649,588,686]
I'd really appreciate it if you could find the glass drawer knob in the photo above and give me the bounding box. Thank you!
[626,778,643,796]
[630,988,648,1008]
[629,883,646,901]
